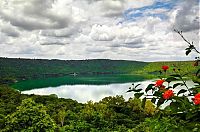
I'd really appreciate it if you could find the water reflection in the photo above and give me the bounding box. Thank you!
[22,80,196,103]
[22,80,151,103]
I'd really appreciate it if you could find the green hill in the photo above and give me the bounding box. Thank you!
[137,61,197,78]
[0,57,197,85]
[0,57,198,90]
[0,57,147,82]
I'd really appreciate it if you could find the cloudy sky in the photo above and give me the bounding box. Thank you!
[0,0,199,61]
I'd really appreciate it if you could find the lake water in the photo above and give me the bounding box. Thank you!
[22,80,196,103]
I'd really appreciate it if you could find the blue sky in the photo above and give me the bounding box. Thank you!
[123,0,179,21]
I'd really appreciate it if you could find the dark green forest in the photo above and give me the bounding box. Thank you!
[0,57,196,85]
[0,57,147,82]
[1,85,199,131]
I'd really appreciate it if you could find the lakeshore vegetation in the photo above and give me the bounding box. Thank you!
[0,57,199,131]
[0,57,197,89]
[1,84,199,131]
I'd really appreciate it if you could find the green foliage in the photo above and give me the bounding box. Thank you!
[128,98,143,112]
[0,57,147,81]
[0,86,152,131]
[62,120,92,132]
[132,116,193,132]
[100,95,125,106]
[0,83,199,131]
[57,109,67,127]
[138,61,197,78]
[128,30,200,131]
[2,98,57,131]
[144,100,156,116]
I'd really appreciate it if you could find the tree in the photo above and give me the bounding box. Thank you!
[2,98,57,132]
[57,108,66,127]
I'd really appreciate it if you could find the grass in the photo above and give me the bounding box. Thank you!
[137,61,197,78]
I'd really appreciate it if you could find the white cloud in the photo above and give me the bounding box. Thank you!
[0,0,72,30]
[0,0,199,61]
[126,0,154,8]
[100,0,125,17]
[89,24,116,41]
[173,0,199,32]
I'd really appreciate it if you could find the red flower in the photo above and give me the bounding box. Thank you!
[162,65,169,71]
[193,93,200,105]
[163,90,174,99]
[155,80,165,87]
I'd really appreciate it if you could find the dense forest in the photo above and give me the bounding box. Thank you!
[0,57,196,84]
[0,57,147,83]
[1,84,199,131]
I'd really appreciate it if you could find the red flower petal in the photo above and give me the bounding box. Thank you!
[162,65,169,71]
[163,90,174,99]
[193,93,200,105]
[155,80,165,87]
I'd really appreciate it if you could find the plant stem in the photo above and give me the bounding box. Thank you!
[180,76,192,95]
[174,29,200,55]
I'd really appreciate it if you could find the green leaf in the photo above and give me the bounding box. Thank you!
[196,88,200,92]
[141,97,146,108]
[186,112,198,120]
[177,89,187,96]
[181,96,191,108]
[170,74,181,78]
[172,96,181,100]
[192,79,200,85]
[157,98,165,107]
[165,77,177,82]
[135,84,141,88]
[166,86,172,90]
[145,84,154,93]
[186,49,191,55]
[189,45,194,49]
[127,88,142,93]
[182,73,189,77]
[170,102,180,112]
[196,69,200,76]
[151,98,156,104]
[154,91,162,97]
[127,89,133,93]
[134,93,144,98]
[173,83,184,89]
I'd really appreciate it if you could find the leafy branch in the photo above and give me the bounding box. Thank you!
[128,29,200,110]
[174,29,200,55]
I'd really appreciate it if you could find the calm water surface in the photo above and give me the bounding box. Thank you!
[22,80,196,103]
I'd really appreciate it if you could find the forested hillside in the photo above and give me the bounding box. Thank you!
[0,57,196,85]
[0,57,147,82]
[141,61,196,74]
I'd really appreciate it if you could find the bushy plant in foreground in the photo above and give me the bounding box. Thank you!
[2,98,57,132]
[128,30,200,131]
